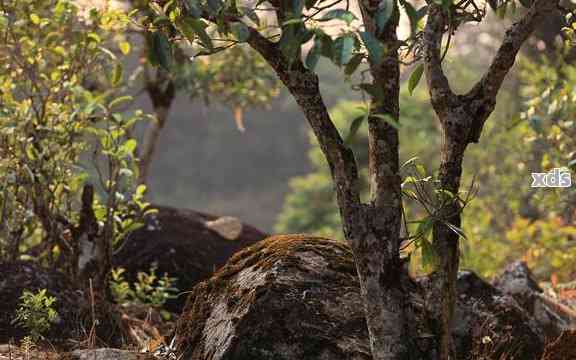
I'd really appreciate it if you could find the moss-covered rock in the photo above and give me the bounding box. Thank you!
[175,235,554,360]
[175,234,371,360]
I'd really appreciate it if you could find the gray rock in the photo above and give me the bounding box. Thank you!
[174,235,550,360]
[174,235,376,360]
[493,261,576,339]
[63,348,156,360]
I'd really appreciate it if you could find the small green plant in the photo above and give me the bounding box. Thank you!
[12,289,58,341]
[19,336,36,360]
[110,266,178,311]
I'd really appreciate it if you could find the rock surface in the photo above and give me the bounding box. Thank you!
[114,206,267,313]
[175,234,551,360]
[175,234,373,360]
[451,271,544,359]
[541,329,576,360]
[58,348,156,360]
[493,261,576,340]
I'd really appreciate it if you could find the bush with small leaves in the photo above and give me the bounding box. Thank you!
[12,289,58,342]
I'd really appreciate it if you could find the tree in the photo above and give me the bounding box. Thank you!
[276,92,438,241]
[147,0,565,358]
[128,0,281,186]
[0,0,152,301]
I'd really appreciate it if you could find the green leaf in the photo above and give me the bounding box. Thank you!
[279,26,312,63]
[319,9,357,25]
[436,0,453,10]
[109,95,133,109]
[345,114,367,145]
[282,18,304,26]
[279,28,301,62]
[207,0,224,15]
[416,5,429,20]
[305,37,322,71]
[151,32,173,70]
[120,139,138,157]
[344,53,363,76]
[292,0,304,18]
[318,33,333,58]
[529,115,543,133]
[30,14,41,25]
[420,237,437,271]
[402,2,419,36]
[332,35,355,66]
[153,16,171,27]
[359,31,384,64]
[375,0,395,34]
[408,63,424,95]
[188,19,213,50]
[416,218,434,241]
[568,159,576,171]
[111,63,123,87]
[230,22,250,42]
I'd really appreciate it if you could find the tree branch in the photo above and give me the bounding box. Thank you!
[423,3,457,113]
[246,29,364,234]
[466,0,560,142]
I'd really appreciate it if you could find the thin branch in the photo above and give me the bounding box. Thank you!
[465,0,561,142]
[245,28,363,227]
[423,3,457,112]
[468,0,560,102]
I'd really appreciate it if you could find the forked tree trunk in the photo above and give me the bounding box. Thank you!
[423,1,560,358]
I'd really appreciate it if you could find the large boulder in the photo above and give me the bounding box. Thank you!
[451,271,545,359]
[114,206,267,313]
[175,234,374,360]
[493,261,576,340]
[174,234,547,360]
[0,261,82,345]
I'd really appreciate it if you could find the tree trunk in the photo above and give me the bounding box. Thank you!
[245,25,420,358]
[138,67,175,186]
[423,2,559,358]
[429,126,468,359]
[138,105,171,186]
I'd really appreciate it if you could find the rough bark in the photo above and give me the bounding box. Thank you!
[358,1,416,358]
[245,22,417,358]
[423,1,561,358]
